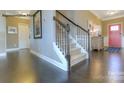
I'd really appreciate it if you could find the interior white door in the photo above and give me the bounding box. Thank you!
[18,23,29,49]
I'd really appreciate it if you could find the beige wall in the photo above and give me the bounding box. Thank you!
[6,17,30,49]
[102,17,124,36]
[57,10,102,30]
[102,17,124,47]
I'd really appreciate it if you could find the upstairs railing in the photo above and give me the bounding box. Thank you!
[53,10,90,73]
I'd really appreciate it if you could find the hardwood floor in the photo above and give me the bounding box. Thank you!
[71,49,124,83]
[0,49,68,83]
[0,49,124,83]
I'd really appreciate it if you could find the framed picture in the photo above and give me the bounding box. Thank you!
[8,26,17,34]
[33,10,42,39]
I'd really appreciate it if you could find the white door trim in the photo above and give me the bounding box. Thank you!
[18,23,30,49]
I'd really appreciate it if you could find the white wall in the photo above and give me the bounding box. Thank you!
[30,10,66,67]
[0,16,6,54]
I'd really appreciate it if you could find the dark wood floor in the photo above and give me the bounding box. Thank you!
[0,49,124,83]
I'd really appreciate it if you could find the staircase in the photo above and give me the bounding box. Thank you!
[54,11,90,71]
[69,38,87,66]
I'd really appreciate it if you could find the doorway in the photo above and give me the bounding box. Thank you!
[109,24,121,48]
[18,23,30,49]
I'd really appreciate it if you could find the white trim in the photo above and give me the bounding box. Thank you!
[18,23,30,49]
[6,48,20,52]
[90,10,124,21]
[103,15,124,21]
[90,10,102,19]
[0,52,6,56]
[30,50,68,71]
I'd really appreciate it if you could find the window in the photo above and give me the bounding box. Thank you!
[110,25,119,31]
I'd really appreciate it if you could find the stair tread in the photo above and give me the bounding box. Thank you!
[70,47,80,51]
[71,53,86,61]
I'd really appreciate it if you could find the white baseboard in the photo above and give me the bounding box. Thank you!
[6,48,20,52]
[30,50,68,71]
[0,52,6,56]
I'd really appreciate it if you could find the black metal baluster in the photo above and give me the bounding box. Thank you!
[58,24,60,48]
[85,33,87,51]
[79,28,81,44]
[82,31,84,48]
[86,33,88,51]
[83,31,85,48]
[61,27,64,54]
[60,26,62,51]
[63,29,66,55]
[81,29,83,47]
[88,29,90,63]
[65,29,67,56]
[57,22,59,46]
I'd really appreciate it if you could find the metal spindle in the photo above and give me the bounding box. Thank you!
[65,24,71,74]
[57,22,59,47]
[85,33,87,51]
[63,29,66,55]
[65,29,67,56]
[81,29,83,47]
[88,29,90,62]
[61,27,64,54]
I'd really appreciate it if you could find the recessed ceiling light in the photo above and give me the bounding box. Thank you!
[21,13,28,15]
[106,10,120,16]
[18,11,30,16]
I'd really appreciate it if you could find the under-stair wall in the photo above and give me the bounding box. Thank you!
[30,10,68,71]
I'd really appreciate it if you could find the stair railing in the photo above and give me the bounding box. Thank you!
[54,10,90,74]
[56,10,90,59]
[53,17,71,73]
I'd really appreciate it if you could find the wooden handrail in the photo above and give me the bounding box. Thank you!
[53,16,66,28]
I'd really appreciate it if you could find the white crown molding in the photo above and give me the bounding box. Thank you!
[102,14,124,21]
[90,10,124,21]
[89,10,102,20]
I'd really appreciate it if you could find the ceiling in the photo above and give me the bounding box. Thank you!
[0,10,36,16]
[1,10,124,20]
[0,10,36,19]
[90,10,124,20]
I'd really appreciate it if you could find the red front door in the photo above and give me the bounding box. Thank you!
[109,24,121,48]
